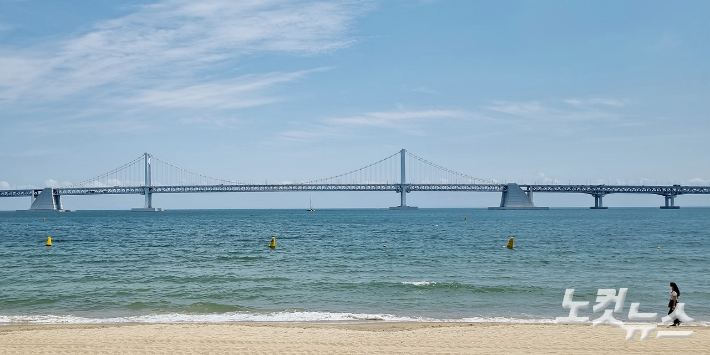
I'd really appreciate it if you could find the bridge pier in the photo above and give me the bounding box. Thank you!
[18,188,73,212]
[390,149,417,210]
[489,183,548,210]
[660,195,680,209]
[146,188,152,208]
[132,153,163,212]
[590,194,608,209]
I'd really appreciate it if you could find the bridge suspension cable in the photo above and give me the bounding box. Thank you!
[405,151,496,185]
[62,149,495,189]
[150,156,242,186]
[303,149,496,185]
[304,151,401,184]
[64,154,244,188]
[65,155,145,188]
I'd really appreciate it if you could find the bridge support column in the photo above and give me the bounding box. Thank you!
[132,153,163,212]
[489,183,548,210]
[18,188,73,212]
[660,195,680,209]
[144,187,153,209]
[590,194,608,209]
[400,186,406,207]
[390,149,417,210]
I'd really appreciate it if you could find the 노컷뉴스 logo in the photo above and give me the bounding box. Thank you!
[554,288,694,340]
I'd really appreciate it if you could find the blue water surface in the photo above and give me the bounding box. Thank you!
[0,208,708,324]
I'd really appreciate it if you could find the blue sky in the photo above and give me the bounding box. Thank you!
[1,0,709,209]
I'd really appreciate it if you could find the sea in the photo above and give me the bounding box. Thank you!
[0,208,708,325]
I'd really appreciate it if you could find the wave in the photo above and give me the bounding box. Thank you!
[5,313,709,327]
[394,281,545,294]
[2,312,706,326]
[401,281,435,286]
[0,311,559,325]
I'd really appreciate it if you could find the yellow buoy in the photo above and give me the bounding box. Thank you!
[505,237,514,249]
[269,237,276,248]
[658,246,661,249]
[383,244,387,248]
[463,216,467,220]
[43,218,46,222]
[46,236,52,246]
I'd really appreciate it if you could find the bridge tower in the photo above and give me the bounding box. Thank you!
[390,149,418,210]
[131,153,163,212]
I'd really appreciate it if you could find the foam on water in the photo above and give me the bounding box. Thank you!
[5,312,706,326]
[0,312,558,325]
[401,281,435,286]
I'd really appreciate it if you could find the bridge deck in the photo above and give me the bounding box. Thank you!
[2,184,710,197]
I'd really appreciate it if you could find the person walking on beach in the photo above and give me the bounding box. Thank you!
[668,282,681,326]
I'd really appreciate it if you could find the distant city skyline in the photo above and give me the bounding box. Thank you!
[1,0,709,209]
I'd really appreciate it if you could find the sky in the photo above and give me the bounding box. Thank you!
[1,0,709,210]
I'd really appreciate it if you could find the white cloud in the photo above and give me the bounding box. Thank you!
[179,117,245,129]
[326,109,465,128]
[536,172,561,185]
[565,98,628,107]
[13,117,152,135]
[688,178,709,185]
[67,179,135,188]
[485,99,624,124]
[402,85,437,94]
[487,101,543,116]
[276,124,346,141]
[0,0,371,106]
[277,108,469,141]
[44,179,60,188]
[0,181,11,190]
[43,179,73,188]
[129,68,328,109]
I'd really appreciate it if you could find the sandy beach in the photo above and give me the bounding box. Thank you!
[0,322,707,354]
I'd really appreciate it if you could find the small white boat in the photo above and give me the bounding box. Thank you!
[307,198,315,212]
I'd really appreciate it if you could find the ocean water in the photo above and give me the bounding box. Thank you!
[0,208,708,325]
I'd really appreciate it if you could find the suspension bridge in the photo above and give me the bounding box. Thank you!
[1,149,709,211]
